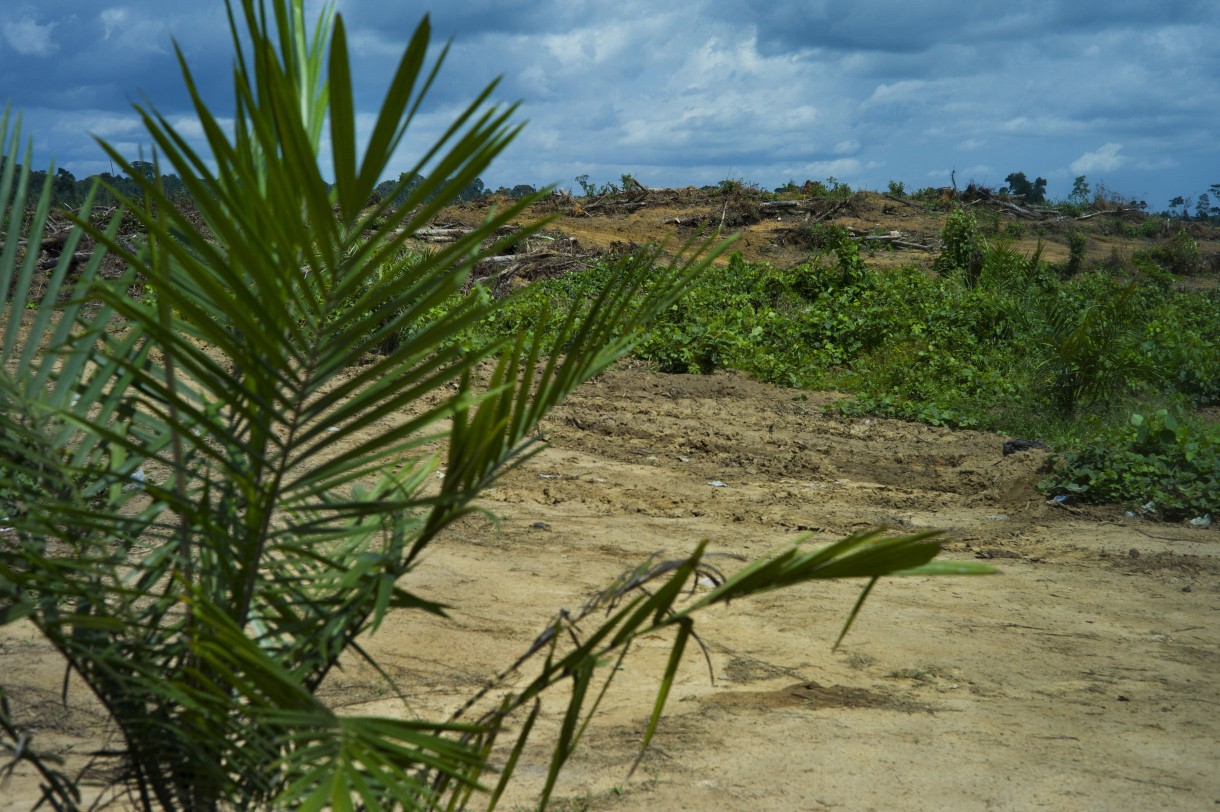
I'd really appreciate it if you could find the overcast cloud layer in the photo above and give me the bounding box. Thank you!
[3,1,1217,208]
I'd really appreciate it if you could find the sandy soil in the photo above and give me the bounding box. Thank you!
[6,365,1217,811]
[378,367,1220,811]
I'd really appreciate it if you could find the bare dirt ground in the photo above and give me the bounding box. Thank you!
[365,367,1220,811]
[6,366,1218,811]
[4,192,1219,810]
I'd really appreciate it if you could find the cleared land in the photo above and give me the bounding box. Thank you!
[4,191,1218,811]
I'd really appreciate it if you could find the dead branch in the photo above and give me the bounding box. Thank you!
[1075,207,1135,221]
[623,176,650,194]
[0,232,69,252]
[413,226,471,242]
[808,200,850,224]
[37,251,94,270]
[980,198,1041,220]
[858,234,934,251]
[477,252,556,266]
[583,199,649,213]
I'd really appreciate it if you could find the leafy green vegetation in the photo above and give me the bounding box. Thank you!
[1042,410,1219,520]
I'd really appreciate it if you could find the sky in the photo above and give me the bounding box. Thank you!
[3,1,1218,210]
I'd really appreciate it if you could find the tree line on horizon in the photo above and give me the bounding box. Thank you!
[4,157,1218,224]
[1,159,539,210]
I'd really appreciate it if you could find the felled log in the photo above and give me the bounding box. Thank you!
[413,226,470,242]
[37,251,93,270]
[476,252,556,265]
[808,200,849,223]
[859,234,934,251]
[1075,207,1134,221]
[982,199,1041,219]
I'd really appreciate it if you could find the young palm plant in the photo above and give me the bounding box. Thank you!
[0,2,993,809]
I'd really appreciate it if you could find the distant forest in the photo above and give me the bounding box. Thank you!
[6,160,538,209]
[8,158,1218,224]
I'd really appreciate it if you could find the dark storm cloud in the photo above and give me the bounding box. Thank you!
[735,0,1210,56]
[4,1,1218,207]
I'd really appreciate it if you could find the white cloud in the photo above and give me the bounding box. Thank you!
[863,79,929,107]
[999,115,1081,136]
[1133,155,1177,171]
[1071,143,1126,174]
[101,8,127,40]
[798,158,868,177]
[833,140,859,155]
[3,18,59,57]
[54,113,142,138]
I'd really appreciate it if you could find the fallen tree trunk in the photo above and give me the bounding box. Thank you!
[37,251,93,270]
[1075,207,1135,220]
[859,234,935,251]
[413,226,471,242]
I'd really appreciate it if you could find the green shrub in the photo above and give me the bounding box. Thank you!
[450,233,1220,519]
[934,207,981,285]
[1139,228,1206,275]
[1066,230,1087,276]
[1042,409,1219,520]
[793,222,854,252]
[1138,216,1169,240]
[1029,280,1155,415]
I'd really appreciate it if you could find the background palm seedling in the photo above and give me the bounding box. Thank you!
[0,2,992,809]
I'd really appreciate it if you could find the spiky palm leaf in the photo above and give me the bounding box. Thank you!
[1,3,993,810]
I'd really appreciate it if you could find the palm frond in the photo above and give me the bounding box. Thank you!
[0,3,995,809]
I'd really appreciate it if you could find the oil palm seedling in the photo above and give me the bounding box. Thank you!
[0,2,992,809]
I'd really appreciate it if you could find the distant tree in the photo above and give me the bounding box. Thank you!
[159,173,190,202]
[128,160,156,180]
[1168,195,1191,218]
[1197,193,1211,222]
[509,183,537,199]
[1004,172,1048,204]
[26,169,48,201]
[51,167,82,206]
[774,179,801,196]
[1068,175,1091,206]
[456,176,485,202]
[374,171,424,207]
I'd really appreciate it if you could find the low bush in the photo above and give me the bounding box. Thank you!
[1042,410,1219,520]
[1138,228,1206,275]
